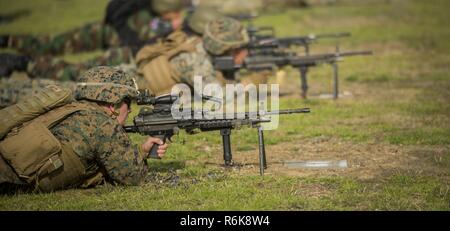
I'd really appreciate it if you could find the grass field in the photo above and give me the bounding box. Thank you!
[0,0,449,210]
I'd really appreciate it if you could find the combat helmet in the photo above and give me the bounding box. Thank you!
[203,17,249,55]
[152,0,183,14]
[186,6,224,35]
[75,66,138,105]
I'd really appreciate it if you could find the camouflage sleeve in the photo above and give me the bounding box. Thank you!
[93,117,148,186]
[170,43,218,86]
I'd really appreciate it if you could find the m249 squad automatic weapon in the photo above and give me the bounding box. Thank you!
[247,26,352,55]
[216,24,372,98]
[123,91,310,175]
[214,49,373,99]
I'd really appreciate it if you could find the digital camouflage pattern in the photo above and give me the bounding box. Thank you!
[7,22,120,56]
[0,72,76,108]
[5,10,156,56]
[170,41,218,86]
[28,46,134,81]
[186,6,224,35]
[1,67,147,187]
[0,65,139,109]
[203,17,249,55]
[75,66,138,105]
[162,18,250,89]
[49,100,148,186]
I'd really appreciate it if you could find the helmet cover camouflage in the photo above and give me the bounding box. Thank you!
[151,0,183,14]
[203,17,249,55]
[75,66,138,105]
[187,6,223,35]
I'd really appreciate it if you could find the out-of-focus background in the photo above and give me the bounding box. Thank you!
[0,0,449,210]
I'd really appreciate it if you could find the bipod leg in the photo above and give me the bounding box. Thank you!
[258,126,267,176]
[221,128,233,166]
[299,66,309,99]
[333,62,339,99]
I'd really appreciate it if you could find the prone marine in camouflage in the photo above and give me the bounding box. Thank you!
[0,66,168,192]
[0,42,134,81]
[0,13,250,107]
[1,0,184,56]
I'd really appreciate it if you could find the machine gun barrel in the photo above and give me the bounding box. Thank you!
[307,32,351,40]
[123,125,138,133]
[337,50,373,57]
[265,108,311,115]
[250,32,352,48]
[215,50,373,72]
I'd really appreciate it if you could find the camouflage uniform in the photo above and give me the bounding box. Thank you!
[0,18,249,107]
[0,51,138,108]
[170,17,249,86]
[28,46,135,81]
[4,0,187,57]
[0,66,149,191]
[2,0,186,81]
[170,41,217,86]
[50,101,147,186]
[202,17,249,56]
[5,7,156,56]
[167,7,225,86]
[0,72,76,108]
[56,66,148,187]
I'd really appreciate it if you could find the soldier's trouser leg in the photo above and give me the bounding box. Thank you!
[28,46,134,81]
[29,56,87,81]
[7,22,120,56]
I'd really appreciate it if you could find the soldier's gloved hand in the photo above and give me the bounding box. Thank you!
[141,137,169,158]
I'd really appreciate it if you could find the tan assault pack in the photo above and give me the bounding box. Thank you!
[0,86,94,192]
[135,30,201,96]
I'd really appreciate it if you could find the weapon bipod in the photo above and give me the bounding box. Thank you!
[299,44,341,100]
[220,126,268,176]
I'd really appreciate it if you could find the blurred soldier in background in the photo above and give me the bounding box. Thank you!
[0,0,187,82]
[0,12,250,106]
[135,15,249,96]
[0,0,185,56]
[0,7,223,107]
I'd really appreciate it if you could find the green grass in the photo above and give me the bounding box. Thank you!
[1,174,447,210]
[0,0,449,210]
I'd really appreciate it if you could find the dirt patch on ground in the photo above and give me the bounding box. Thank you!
[199,137,450,180]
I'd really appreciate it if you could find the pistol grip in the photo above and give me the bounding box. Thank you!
[148,135,166,159]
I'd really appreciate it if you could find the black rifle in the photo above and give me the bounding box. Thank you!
[247,26,352,55]
[123,91,310,175]
[214,49,373,99]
